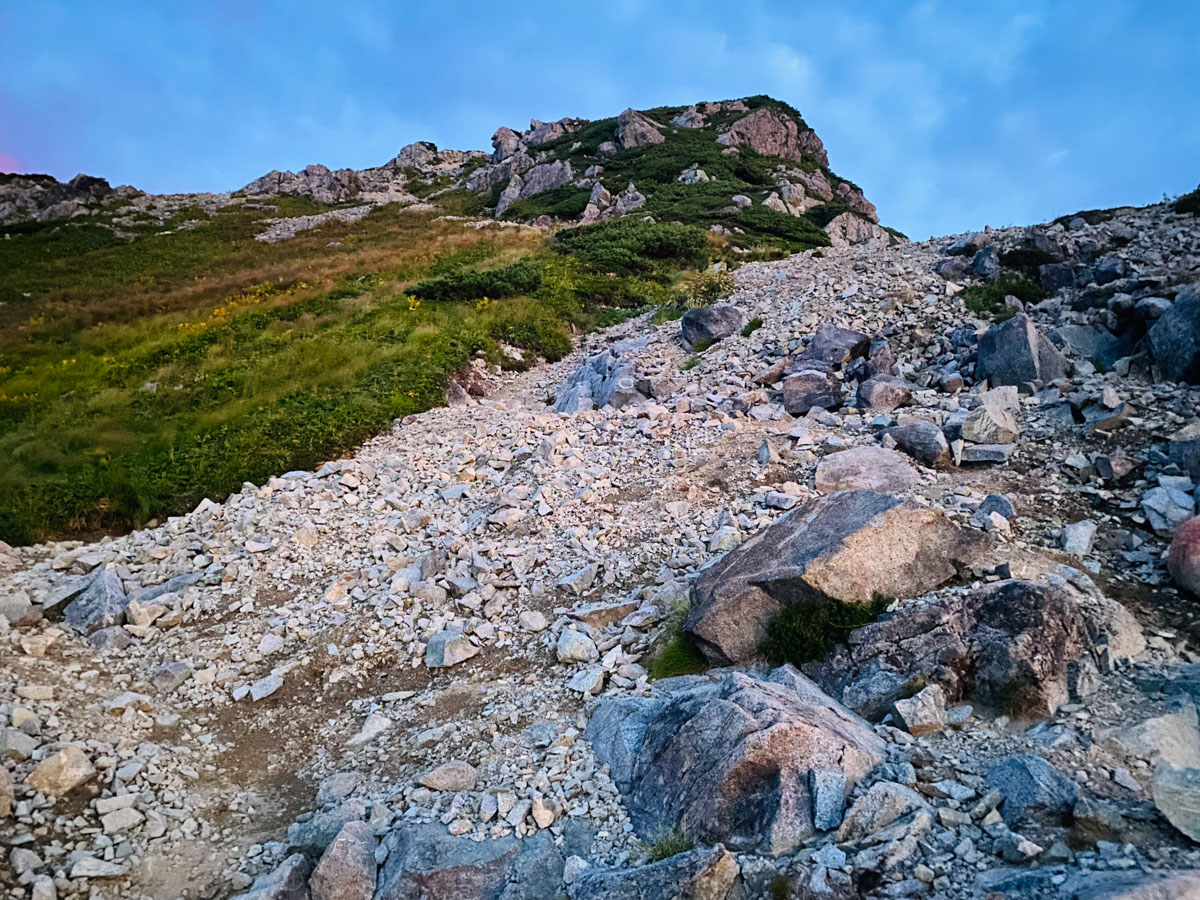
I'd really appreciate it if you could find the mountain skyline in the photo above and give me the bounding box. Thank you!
[1,1,1198,238]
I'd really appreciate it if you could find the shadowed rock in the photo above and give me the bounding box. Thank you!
[805,573,1145,721]
[680,304,745,350]
[570,844,741,900]
[585,668,884,856]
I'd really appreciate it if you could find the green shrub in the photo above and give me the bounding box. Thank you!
[741,318,763,337]
[501,186,591,221]
[410,259,542,302]
[759,597,887,668]
[998,247,1059,279]
[552,219,708,276]
[646,830,694,862]
[647,631,708,679]
[675,269,735,308]
[961,276,1046,321]
[1175,185,1200,216]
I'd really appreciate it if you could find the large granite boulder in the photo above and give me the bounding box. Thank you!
[1148,285,1200,384]
[585,668,885,856]
[805,572,1145,720]
[63,568,128,635]
[680,304,745,350]
[310,821,376,900]
[715,107,830,169]
[975,313,1068,387]
[569,844,741,900]
[813,446,921,493]
[781,369,842,415]
[684,490,981,665]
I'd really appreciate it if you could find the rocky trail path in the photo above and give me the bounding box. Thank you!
[5,201,1200,900]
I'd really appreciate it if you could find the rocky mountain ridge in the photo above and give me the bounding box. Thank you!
[2,188,1200,900]
[1,97,893,251]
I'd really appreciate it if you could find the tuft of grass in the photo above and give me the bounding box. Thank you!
[759,597,887,668]
[647,631,708,680]
[741,318,764,337]
[646,829,694,862]
[961,276,1046,321]
[689,337,716,353]
[680,356,700,371]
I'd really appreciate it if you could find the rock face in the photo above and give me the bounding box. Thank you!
[716,107,830,170]
[806,574,1145,720]
[680,305,746,350]
[616,108,665,149]
[570,844,741,900]
[824,212,895,249]
[975,313,1068,387]
[585,669,884,855]
[0,172,129,225]
[684,490,981,665]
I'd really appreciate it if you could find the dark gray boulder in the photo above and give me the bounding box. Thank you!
[804,574,1145,721]
[680,304,745,350]
[781,369,842,415]
[584,669,884,856]
[884,421,951,468]
[802,323,870,367]
[986,755,1077,826]
[1060,869,1200,900]
[1092,254,1129,285]
[976,313,1068,387]
[1048,324,1132,372]
[569,844,741,900]
[374,824,521,900]
[972,247,1000,282]
[63,568,128,635]
[1039,261,1079,293]
[684,490,982,666]
[1148,285,1200,384]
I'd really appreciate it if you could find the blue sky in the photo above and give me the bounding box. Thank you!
[1,1,1196,238]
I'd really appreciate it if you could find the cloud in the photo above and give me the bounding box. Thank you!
[0,152,21,173]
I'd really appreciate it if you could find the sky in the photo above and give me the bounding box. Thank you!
[1,1,1197,239]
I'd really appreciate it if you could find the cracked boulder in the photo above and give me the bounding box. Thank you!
[975,313,1068,387]
[684,489,982,666]
[584,668,884,856]
[805,573,1145,720]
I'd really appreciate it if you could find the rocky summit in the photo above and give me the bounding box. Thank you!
[3,95,1200,900]
[0,96,890,252]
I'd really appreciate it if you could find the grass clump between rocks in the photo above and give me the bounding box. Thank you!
[646,829,694,862]
[961,276,1046,321]
[759,597,889,668]
[741,318,763,337]
[647,631,709,679]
